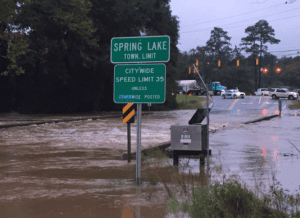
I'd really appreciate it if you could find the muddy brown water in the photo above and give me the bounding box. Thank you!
[0,109,299,217]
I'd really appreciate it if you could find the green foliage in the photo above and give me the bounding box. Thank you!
[143,147,167,162]
[167,197,180,214]
[292,211,300,218]
[176,95,205,110]
[274,56,300,88]
[186,181,270,218]
[0,0,16,24]
[240,20,280,57]
[0,0,180,113]
[218,65,254,94]
[206,27,232,61]
[173,179,300,218]
[189,186,220,218]
[212,181,265,217]
[288,100,300,110]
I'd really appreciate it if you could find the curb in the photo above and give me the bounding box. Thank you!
[243,114,279,124]
[0,112,153,129]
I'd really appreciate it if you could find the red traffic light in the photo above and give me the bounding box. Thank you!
[263,68,268,73]
[276,67,281,73]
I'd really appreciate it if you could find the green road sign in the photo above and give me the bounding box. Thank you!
[114,64,166,103]
[111,36,170,63]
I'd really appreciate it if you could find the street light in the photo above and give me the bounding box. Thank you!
[263,68,268,74]
[276,67,281,74]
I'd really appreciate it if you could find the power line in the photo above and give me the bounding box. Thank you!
[180,14,300,34]
[181,3,284,28]
[238,49,300,54]
[268,49,300,53]
[216,8,299,28]
[183,7,299,31]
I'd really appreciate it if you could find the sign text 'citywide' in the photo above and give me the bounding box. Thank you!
[114,64,166,103]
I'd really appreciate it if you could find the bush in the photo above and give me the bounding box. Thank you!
[189,186,220,218]
[189,181,266,218]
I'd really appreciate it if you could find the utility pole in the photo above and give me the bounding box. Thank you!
[193,64,210,154]
[258,34,262,88]
[254,60,257,91]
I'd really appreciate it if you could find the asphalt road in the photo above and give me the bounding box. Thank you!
[210,95,291,112]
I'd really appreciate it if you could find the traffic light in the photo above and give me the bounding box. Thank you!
[256,58,259,65]
[276,67,281,73]
[218,60,221,67]
[196,60,198,67]
[189,67,191,74]
[237,59,240,67]
[263,68,268,74]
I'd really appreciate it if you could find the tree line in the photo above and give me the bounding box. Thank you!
[0,0,179,113]
[178,20,300,94]
[0,1,299,113]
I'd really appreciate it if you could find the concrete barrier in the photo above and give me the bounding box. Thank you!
[243,114,279,124]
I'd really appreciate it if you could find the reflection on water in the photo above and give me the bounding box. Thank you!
[0,109,299,217]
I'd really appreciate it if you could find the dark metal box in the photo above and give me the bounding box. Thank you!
[171,124,202,151]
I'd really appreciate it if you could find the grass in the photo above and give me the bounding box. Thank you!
[139,146,300,218]
[176,94,206,110]
[288,100,300,110]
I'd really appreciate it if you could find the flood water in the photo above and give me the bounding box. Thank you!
[0,108,299,217]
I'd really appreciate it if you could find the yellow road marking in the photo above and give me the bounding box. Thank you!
[228,99,239,110]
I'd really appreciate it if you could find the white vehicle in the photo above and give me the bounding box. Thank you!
[255,88,270,96]
[269,88,298,100]
[176,80,203,95]
[221,89,226,96]
[222,89,245,99]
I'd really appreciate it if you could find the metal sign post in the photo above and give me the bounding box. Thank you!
[123,103,135,163]
[136,103,142,184]
[278,99,282,117]
[111,35,169,185]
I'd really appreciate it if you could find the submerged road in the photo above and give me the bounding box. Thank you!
[211,95,288,113]
[0,96,299,217]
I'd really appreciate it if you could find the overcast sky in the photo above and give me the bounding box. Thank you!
[169,0,300,58]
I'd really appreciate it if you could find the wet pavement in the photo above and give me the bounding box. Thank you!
[0,106,300,217]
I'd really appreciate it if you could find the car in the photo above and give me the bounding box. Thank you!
[254,88,270,96]
[221,89,226,96]
[269,88,298,100]
[222,89,245,99]
[292,89,300,96]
